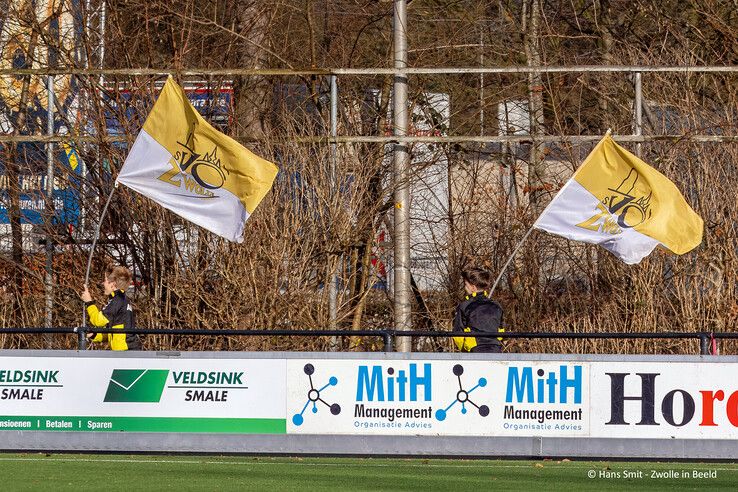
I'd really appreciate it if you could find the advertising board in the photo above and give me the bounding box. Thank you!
[0,354,736,443]
[286,359,588,437]
[0,356,286,433]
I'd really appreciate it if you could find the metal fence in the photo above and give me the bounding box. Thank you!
[2,327,737,355]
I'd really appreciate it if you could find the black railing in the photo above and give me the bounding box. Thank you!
[0,327,736,355]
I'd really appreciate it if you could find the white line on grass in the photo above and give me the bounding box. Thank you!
[0,457,736,472]
[0,458,541,467]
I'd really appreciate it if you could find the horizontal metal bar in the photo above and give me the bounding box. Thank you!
[1,328,81,334]
[395,331,738,340]
[0,135,130,143]
[293,135,738,144]
[3,327,738,339]
[1,65,737,76]
[0,327,389,337]
[340,65,738,75]
[1,134,736,144]
[399,332,738,339]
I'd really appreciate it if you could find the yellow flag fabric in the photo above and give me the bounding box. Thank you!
[534,135,703,264]
[117,76,278,242]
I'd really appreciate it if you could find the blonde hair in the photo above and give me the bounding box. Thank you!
[106,265,132,291]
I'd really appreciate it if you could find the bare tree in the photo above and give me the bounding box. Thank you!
[0,0,736,354]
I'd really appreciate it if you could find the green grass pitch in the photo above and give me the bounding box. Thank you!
[1,454,736,491]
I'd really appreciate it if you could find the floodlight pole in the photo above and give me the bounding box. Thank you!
[328,75,339,350]
[45,75,55,349]
[393,0,412,352]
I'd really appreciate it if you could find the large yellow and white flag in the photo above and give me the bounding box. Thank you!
[534,135,703,264]
[117,76,278,242]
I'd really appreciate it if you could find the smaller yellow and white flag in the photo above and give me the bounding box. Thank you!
[534,135,703,264]
[117,76,278,242]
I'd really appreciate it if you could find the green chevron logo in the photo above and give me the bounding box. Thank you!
[104,369,169,402]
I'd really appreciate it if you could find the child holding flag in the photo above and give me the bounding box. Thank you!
[81,265,141,351]
[452,266,505,353]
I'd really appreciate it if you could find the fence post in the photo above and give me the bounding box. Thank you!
[77,327,87,350]
[382,330,393,352]
[699,333,710,355]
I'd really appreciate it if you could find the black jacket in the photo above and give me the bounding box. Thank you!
[86,290,141,350]
[452,292,504,352]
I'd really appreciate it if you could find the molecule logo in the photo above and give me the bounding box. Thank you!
[292,363,341,426]
[435,364,489,421]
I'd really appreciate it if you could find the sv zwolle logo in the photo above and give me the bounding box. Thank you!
[605,373,738,427]
[576,169,652,235]
[157,131,229,198]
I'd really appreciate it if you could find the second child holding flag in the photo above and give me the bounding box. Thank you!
[452,266,505,353]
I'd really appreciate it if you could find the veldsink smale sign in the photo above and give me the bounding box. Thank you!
[0,357,286,433]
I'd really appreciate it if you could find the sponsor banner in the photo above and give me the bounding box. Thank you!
[592,362,738,439]
[104,83,233,137]
[286,360,588,436]
[0,145,82,227]
[2,355,737,440]
[0,357,286,433]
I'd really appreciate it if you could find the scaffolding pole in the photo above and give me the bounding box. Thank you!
[3,134,736,144]
[634,72,643,157]
[3,65,738,76]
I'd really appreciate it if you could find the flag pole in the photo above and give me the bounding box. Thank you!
[489,130,612,296]
[490,177,576,296]
[489,182,568,296]
[81,181,119,331]
[489,225,535,296]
